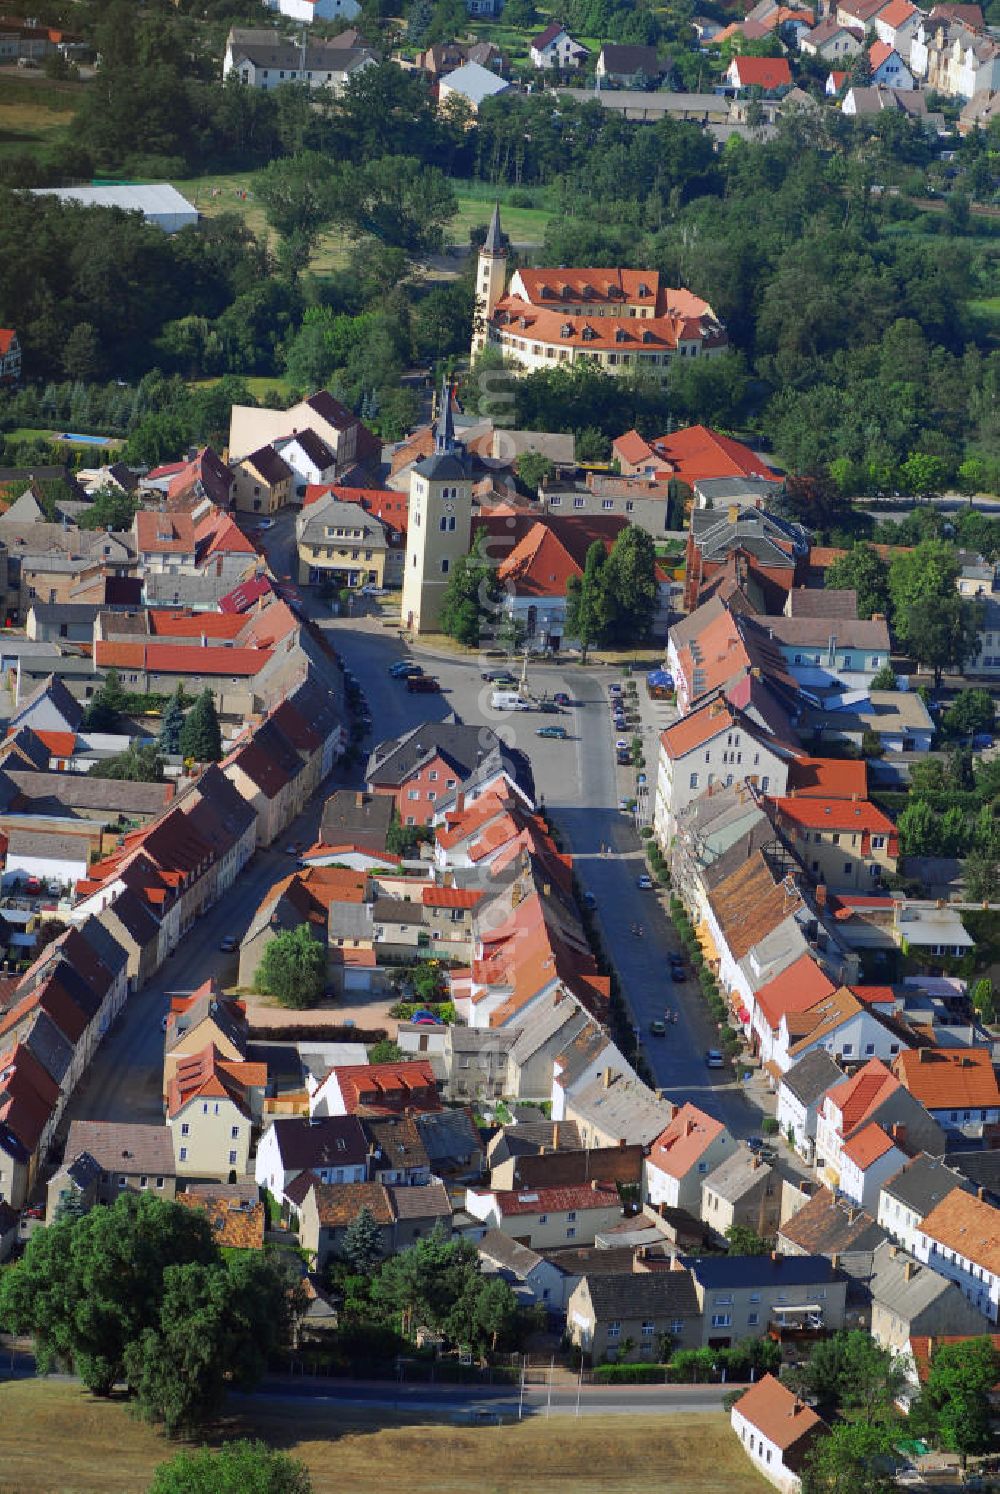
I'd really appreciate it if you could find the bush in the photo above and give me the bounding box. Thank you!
[592,1362,666,1383]
[761,1116,780,1136]
[641,825,655,840]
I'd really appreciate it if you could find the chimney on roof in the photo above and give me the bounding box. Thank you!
[770,1250,782,1264]
[618,1136,626,1150]
[904,1261,918,1282]
[891,1124,906,1147]
[591,1177,602,1191]
[603,1068,613,1089]
[919,1048,930,1063]
[751,667,761,679]
[454,791,465,815]
[815,884,827,908]
[978,1186,987,1201]
[355,791,364,807]
[727,504,738,524]
[684,1117,695,1137]
[552,1122,560,1149]
[752,1155,761,1170]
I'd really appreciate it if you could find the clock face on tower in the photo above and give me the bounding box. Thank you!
[444,502,455,514]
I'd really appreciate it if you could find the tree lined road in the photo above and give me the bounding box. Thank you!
[320,617,759,1141]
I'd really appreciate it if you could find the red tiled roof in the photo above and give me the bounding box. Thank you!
[166,1041,262,1120]
[647,1103,727,1180]
[94,641,273,676]
[331,485,409,537]
[869,38,894,66]
[755,955,836,1035]
[194,507,255,558]
[909,1334,1000,1387]
[786,756,868,799]
[329,1059,441,1115]
[660,697,737,759]
[218,576,275,614]
[772,797,896,835]
[148,610,247,641]
[135,511,195,554]
[841,1121,897,1170]
[33,731,75,758]
[892,1048,1000,1111]
[919,1189,1000,1275]
[491,1183,621,1216]
[729,55,792,88]
[421,886,482,909]
[824,1058,898,1134]
[497,517,625,598]
[0,330,17,356]
[733,1375,825,1453]
[647,426,777,484]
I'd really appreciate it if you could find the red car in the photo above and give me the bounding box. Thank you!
[407,675,441,693]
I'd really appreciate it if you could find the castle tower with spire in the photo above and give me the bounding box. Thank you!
[471,202,508,360]
[401,379,475,636]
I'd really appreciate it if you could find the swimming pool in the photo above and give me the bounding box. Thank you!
[57,432,111,445]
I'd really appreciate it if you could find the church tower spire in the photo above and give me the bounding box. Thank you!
[471,202,507,360]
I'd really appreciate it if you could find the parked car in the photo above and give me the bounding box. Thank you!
[583,890,597,907]
[705,1049,724,1069]
[407,674,441,693]
[536,725,568,739]
[650,1019,666,1037]
[553,692,571,706]
[636,873,653,890]
[670,960,687,982]
[219,935,237,952]
[481,668,511,682]
[361,583,384,596]
[536,700,560,714]
[255,517,275,531]
[616,750,632,765]
[615,739,629,751]
[609,683,622,696]
[388,660,421,678]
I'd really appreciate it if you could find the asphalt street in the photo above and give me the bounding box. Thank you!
[320,617,759,1141]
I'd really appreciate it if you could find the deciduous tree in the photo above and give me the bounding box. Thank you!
[824,545,890,621]
[254,925,327,1010]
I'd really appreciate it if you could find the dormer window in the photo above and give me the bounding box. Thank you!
[638,282,650,297]
[615,327,628,343]
[581,325,597,342]
[560,323,573,338]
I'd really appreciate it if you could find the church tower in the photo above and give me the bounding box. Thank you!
[471,203,508,360]
[401,381,475,636]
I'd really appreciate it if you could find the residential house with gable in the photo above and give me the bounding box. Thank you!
[366,723,530,828]
[51,1119,176,1218]
[873,0,921,50]
[730,1373,828,1494]
[877,1151,974,1258]
[529,22,589,68]
[892,1047,1000,1143]
[464,1183,623,1249]
[644,1102,737,1212]
[567,1270,704,1362]
[653,696,793,846]
[595,44,671,86]
[162,985,251,1099]
[701,1148,781,1243]
[868,39,915,85]
[254,1114,369,1205]
[814,1058,946,1192]
[917,1189,1000,1321]
[724,55,792,92]
[777,1048,848,1161]
[166,1043,266,1178]
[308,1058,441,1118]
[771,797,898,892]
[228,390,377,476]
[800,17,863,58]
[297,1177,452,1269]
[868,1238,990,1357]
[0,1041,62,1206]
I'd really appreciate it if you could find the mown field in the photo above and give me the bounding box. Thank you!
[0,1379,770,1494]
[169,169,554,275]
[0,74,84,159]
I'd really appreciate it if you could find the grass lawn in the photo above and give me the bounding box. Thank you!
[0,1380,769,1494]
[169,169,553,277]
[0,74,85,159]
[190,375,295,401]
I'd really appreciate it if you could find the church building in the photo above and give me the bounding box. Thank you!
[471,205,728,378]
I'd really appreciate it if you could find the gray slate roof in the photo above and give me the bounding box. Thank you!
[478,1227,546,1278]
[869,1239,980,1322]
[780,1049,845,1108]
[65,1120,175,1176]
[583,1269,701,1320]
[879,1152,973,1217]
[702,1148,774,1203]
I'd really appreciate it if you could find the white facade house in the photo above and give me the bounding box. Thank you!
[869,43,915,88]
[918,1191,1000,1323]
[264,0,360,21]
[644,1104,738,1212]
[274,431,338,500]
[910,20,1000,98]
[731,1375,826,1494]
[653,700,789,848]
[2,832,88,891]
[837,1125,907,1212]
[876,1154,973,1262]
[529,23,589,69]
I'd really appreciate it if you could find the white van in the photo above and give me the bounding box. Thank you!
[491,690,532,711]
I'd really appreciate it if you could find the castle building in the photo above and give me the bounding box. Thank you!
[401,384,477,636]
[471,206,728,376]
